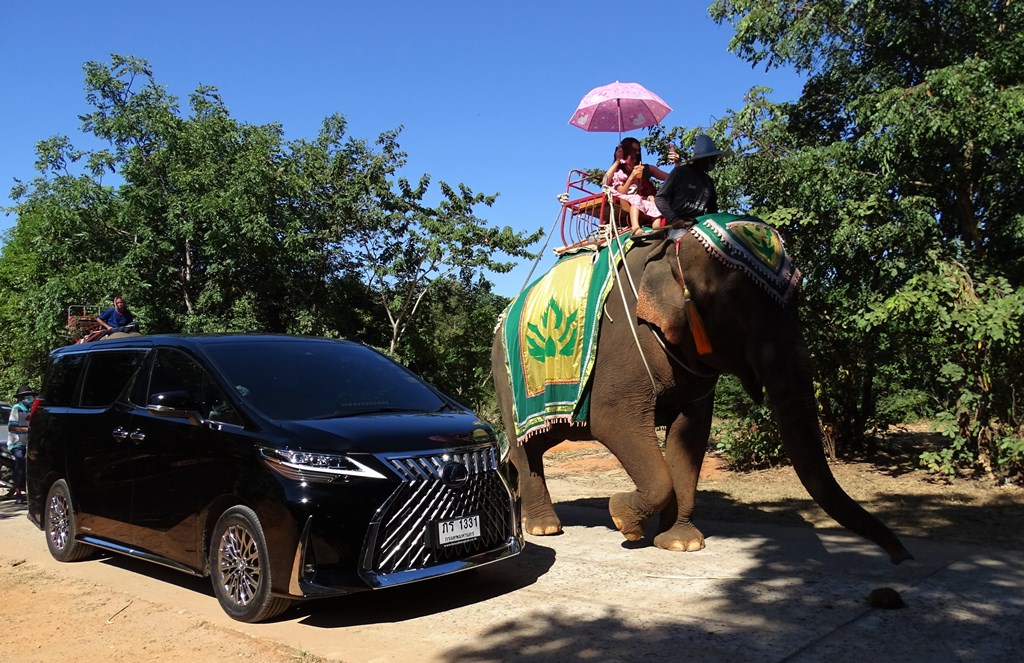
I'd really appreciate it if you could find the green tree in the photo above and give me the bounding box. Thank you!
[324,127,541,354]
[0,136,126,391]
[694,0,1024,479]
[0,55,540,402]
[398,277,510,414]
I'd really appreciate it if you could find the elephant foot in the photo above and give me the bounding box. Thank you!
[523,503,563,535]
[653,523,705,552]
[524,516,563,536]
[609,492,647,542]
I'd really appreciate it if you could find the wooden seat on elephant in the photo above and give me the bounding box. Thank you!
[67,305,103,342]
[556,170,629,253]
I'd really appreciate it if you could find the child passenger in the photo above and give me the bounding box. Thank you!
[602,137,670,235]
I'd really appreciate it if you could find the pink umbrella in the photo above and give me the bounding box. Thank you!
[568,81,672,133]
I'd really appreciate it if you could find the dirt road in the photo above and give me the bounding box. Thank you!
[2,444,1022,662]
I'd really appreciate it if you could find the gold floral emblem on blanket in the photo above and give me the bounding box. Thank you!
[518,254,590,396]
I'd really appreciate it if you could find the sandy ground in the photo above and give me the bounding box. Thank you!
[1,440,1021,662]
[0,561,309,662]
[543,439,1024,551]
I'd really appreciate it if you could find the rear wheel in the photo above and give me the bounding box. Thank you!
[44,480,94,562]
[210,506,291,623]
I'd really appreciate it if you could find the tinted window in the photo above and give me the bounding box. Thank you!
[80,351,148,407]
[147,349,242,425]
[42,353,87,406]
[128,353,154,407]
[202,340,447,421]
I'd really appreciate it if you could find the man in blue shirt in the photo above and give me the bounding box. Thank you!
[97,295,135,333]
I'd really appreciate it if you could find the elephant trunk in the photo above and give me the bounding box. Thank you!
[763,344,913,565]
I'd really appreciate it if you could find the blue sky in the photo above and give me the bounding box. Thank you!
[1,1,803,298]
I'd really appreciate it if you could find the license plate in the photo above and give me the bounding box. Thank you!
[435,514,481,546]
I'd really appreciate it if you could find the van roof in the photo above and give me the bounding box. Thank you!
[51,334,359,356]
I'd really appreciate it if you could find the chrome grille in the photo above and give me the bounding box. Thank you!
[386,445,498,482]
[362,444,514,579]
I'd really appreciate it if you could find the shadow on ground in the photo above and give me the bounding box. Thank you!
[45,528,557,627]
[294,544,556,627]
[437,498,1024,662]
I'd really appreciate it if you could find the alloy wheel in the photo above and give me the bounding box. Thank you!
[216,524,261,607]
[47,493,72,552]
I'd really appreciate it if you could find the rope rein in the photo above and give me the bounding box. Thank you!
[673,236,714,356]
[614,227,719,383]
[603,221,659,392]
[517,205,569,294]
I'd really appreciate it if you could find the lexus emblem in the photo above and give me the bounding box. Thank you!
[439,461,470,488]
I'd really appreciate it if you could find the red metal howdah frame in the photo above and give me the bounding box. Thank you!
[557,169,630,249]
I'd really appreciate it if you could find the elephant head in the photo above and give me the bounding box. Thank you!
[633,228,912,564]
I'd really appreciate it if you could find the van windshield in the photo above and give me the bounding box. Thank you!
[201,339,451,421]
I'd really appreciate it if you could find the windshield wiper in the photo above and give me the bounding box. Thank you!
[311,407,422,420]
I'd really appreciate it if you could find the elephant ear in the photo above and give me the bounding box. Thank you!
[636,239,687,345]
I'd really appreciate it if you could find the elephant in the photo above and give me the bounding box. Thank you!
[491,223,913,565]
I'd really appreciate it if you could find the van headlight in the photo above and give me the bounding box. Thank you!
[260,448,386,483]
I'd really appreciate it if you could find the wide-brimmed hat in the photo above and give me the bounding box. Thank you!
[16,384,36,398]
[692,134,726,161]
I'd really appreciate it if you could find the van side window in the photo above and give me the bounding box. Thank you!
[128,353,153,407]
[42,354,87,406]
[80,351,148,407]
[149,349,243,426]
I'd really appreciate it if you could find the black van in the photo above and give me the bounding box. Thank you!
[26,334,522,622]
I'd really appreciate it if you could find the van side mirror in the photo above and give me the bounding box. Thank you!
[147,390,201,417]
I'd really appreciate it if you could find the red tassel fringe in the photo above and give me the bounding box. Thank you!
[686,300,713,355]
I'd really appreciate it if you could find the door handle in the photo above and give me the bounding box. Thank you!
[129,429,146,442]
[112,427,129,441]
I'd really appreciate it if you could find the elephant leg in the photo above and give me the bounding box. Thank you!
[512,436,564,536]
[593,414,673,542]
[653,396,714,552]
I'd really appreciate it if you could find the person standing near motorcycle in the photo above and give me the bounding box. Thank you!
[97,294,135,333]
[7,384,34,505]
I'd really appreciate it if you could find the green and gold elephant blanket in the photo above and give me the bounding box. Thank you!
[499,233,633,443]
[500,214,799,443]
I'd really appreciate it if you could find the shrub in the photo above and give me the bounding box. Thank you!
[712,376,786,469]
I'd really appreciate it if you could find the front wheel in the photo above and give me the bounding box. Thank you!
[210,506,291,623]
[44,480,94,562]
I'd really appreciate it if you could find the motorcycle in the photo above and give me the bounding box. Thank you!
[0,446,14,496]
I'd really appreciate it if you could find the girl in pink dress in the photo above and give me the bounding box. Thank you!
[602,139,670,235]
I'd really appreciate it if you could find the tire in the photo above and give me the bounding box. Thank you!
[210,506,291,623]
[44,480,95,562]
